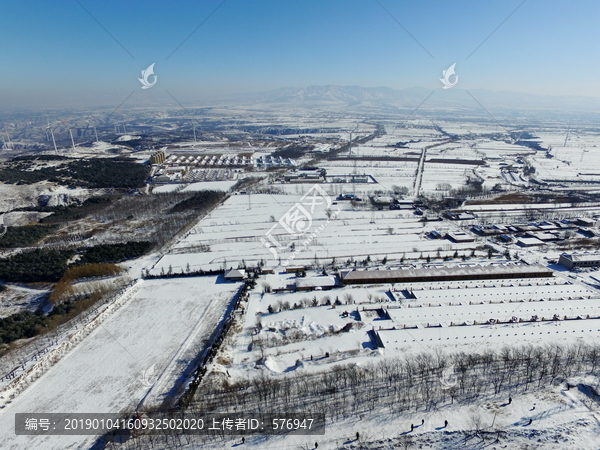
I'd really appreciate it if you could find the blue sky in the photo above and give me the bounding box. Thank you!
[2,0,600,109]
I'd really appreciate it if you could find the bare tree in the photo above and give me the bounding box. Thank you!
[470,410,486,442]
[398,435,413,450]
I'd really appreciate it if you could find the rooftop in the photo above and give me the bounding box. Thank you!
[296,276,338,289]
[561,252,600,262]
[224,269,246,278]
[517,237,545,246]
[340,264,553,283]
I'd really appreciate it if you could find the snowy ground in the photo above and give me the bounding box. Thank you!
[149,193,480,275]
[214,266,600,377]
[4,116,600,448]
[152,180,238,194]
[0,284,49,318]
[192,378,600,449]
[0,277,240,450]
[192,264,600,449]
[0,182,98,211]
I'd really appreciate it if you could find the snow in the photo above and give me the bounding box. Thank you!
[0,182,98,211]
[221,268,600,381]
[114,135,141,142]
[378,318,600,352]
[148,193,481,275]
[0,277,240,450]
[187,247,600,448]
[5,115,600,448]
[181,180,238,192]
[0,284,48,318]
[192,383,600,449]
[152,180,238,194]
[151,184,184,194]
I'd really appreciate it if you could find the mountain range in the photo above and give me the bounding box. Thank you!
[220,85,600,120]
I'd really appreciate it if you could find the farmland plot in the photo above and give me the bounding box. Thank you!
[0,277,239,450]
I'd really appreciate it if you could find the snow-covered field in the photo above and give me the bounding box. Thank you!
[148,193,480,274]
[420,163,471,192]
[321,161,417,194]
[0,277,240,450]
[152,180,238,194]
[181,180,238,192]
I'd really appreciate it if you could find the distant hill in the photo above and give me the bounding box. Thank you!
[220,85,600,118]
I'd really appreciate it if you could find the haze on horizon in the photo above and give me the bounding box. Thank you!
[2,0,600,111]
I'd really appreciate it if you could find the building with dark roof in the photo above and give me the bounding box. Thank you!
[339,264,552,285]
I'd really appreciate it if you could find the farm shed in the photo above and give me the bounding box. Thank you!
[296,276,339,291]
[339,264,553,285]
[224,269,246,281]
[559,253,600,270]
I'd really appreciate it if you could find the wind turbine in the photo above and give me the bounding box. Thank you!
[88,117,99,143]
[57,118,75,152]
[48,125,58,153]
[69,129,76,152]
[45,117,51,141]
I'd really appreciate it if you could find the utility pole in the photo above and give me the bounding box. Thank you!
[563,121,571,147]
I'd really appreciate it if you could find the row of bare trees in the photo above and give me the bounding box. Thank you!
[110,341,600,449]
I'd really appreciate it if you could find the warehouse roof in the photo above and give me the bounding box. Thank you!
[340,264,552,284]
[517,237,545,246]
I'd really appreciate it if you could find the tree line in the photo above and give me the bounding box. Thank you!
[0,157,150,188]
[77,242,153,265]
[0,249,74,282]
[112,341,600,449]
[0,242,152,283]
[0,224,58,248]
[168,190,226,214]
[36,196,114,224]
[143,267,224,279]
